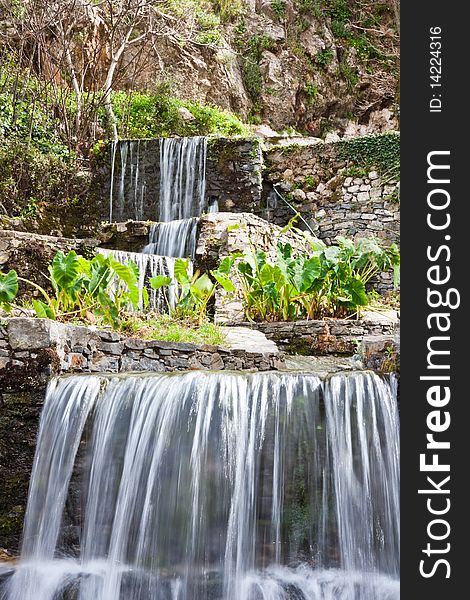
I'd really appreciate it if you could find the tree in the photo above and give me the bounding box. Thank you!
[0,0,163,145]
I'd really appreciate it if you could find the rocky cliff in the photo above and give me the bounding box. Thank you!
[128,0,400,136]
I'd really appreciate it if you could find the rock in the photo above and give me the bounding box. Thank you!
[324,132,341,143]
[253,124,281,138]
[299,25,327,58]
[177,106,195,121]
[7,318,60,351]
[291,188,306,201]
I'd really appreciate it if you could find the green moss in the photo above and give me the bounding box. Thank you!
[119,314,228,346]
[315,48,334,69]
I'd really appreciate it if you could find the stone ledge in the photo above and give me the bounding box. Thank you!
[0,318,284,381]
[230,317,399,356]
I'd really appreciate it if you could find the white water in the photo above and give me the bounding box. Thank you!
[149,136,207,257]
[109,141,148,223]
[143,218,199,259]
[1,371,399,600]
[97,248,181,312]
[159,137,207,222]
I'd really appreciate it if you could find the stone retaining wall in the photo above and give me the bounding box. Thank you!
[101,138,264,222]
[263,138,400,246]
[0,230,99,298]
[235,316,399,355]
[0,318,283,381]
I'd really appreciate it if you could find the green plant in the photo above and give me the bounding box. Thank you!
[9,250,141,328]
[111,90,249,138]
[339,62,359,90]
[303,175,316,190]
[338,132,400,181]
[0,270,19,313]
[272,0,286,21]
[240,35,276,99]
[315,48,334,69]
[298,0,324,19]
[119,313,227,346]
[304,83,318,105]
[319,117,334,137]
[151,256,234,324]
[226,235,400,322]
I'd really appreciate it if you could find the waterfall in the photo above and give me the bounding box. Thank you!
[108,137,208,258]
[159,137,207,222]
[1,371,399,600]
[97,248,181,312]
[151,136,207,258]
[108,141,147,223]
[143,218,199,259]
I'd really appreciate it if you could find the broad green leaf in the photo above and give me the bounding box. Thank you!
[174,258,190,285]
[32,299,55,320]
[344,277,368,307]
[191,273,213,297]
[293,256,321,292]
[323,246,340,266]
[212,273,235,292]
[0,270,18,303]
[277,242,293,260]
[216,256,234,275]
[237,261,253,279]
[110,258,137,288]
[52,251,79,290]
[127,259,140,280]
[150,275,172,290]
[142,287,149,309]
[259,263,276,285]
[77,256,92,277]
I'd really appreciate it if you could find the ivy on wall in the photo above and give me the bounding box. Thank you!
[337,132,400,180]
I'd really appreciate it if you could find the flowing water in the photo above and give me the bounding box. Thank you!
[152,136,207,257]
[108,136,208,260]
[97,248,181,312]
[109,141,147,223]
[158,137,207,223]
[1,371,399,600]
[143,219,199,260]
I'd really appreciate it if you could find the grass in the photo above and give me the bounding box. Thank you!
[119,314,228,346]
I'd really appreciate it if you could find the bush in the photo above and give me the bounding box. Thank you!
[0,139,86,222]
[111,91,249,138]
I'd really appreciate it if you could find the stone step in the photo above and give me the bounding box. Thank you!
[224,326,279,354]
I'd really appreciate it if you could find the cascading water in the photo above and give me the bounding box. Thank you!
[143,218,199,260]
[1,370,399,600]
[158,137,207,222]
[97,248,180,311]
[109,141,147,223]
[149,136,207,258]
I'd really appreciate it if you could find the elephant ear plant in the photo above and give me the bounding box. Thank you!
[0,269,18,313]
[230,236,400,322]
[150,256,235,325]
[0,250,141,329]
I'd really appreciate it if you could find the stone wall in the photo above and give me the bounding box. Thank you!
[263,138,400,245]
[0,318,284,379]
[100,138,264,222]
[236,316,399,355]
[205,138,263,213]
[0,230,99,298]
